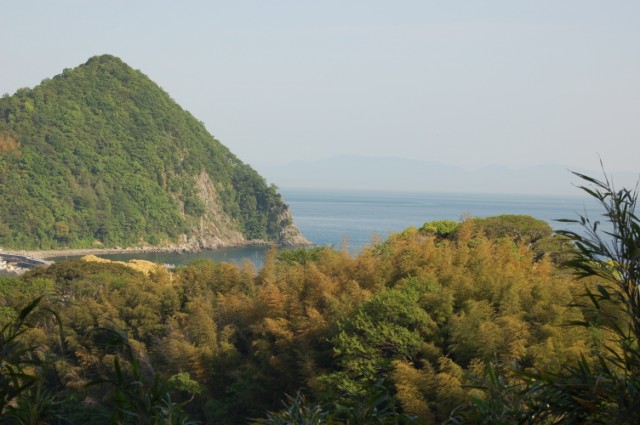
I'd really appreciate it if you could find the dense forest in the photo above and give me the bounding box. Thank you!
[0,55,305,250]
[1,173,638,424]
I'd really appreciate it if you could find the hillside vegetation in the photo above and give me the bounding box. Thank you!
[0,55,306,250]
[1,206,631,424]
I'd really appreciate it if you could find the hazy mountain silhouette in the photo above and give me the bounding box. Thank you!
[257,156,637,196]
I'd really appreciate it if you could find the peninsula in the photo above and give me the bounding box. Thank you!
[0,55,309,252]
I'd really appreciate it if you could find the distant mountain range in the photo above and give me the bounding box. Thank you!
[256,156,638,196]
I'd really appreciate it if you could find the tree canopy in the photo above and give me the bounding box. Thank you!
[0,212,602,423]
[0,55,301,249]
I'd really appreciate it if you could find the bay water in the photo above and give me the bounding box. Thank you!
[55,188,600,268]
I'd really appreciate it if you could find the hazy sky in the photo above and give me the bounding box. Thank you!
[1,1,639,174]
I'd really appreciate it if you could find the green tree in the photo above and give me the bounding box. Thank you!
[319,279,438,417]
[419,220,459,239]
[470,214,552,243]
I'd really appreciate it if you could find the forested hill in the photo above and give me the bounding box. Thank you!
[0,54,308,250]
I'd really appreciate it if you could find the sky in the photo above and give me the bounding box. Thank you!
[1,1,639,178]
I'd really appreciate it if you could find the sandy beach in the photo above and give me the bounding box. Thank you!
[1,247,175,261]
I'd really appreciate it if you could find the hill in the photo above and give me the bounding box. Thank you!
[0,55,308,250]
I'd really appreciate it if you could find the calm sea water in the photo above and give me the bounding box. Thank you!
[284,189,598,249]
[54,189,600,268]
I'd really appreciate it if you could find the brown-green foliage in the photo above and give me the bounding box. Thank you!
[470,214,552,243]
[0,214,599,423]
[316,222,590,423]
[450,172,640,424]
[463,214,574,262]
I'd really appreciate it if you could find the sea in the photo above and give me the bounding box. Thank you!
[51,188,601,269]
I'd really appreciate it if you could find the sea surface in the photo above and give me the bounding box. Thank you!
[52,188,601,268]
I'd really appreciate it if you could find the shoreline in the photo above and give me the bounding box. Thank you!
[2,246,195,261]
[1,240,311,263]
